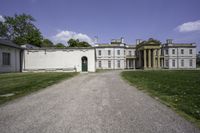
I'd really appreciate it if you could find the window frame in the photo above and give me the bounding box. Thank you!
[165,49,168,55]
[108,50,111,56]
[117,50,120,55]
[117,60,120,68]
[98,60,102,68]
[98,50,101,56]
[181,49,184,54]
[189,59,193,67]
[2,52,11,66]
[172,59,175,67]
[108,60,111,68]
[181,59,184,67]
[165,59,169,67]
[189,49,193,54]
[172,49,175,54]
[129,51,132,56]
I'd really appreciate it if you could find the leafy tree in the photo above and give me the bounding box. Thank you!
[79,41,91,47]
[55,43,66,48]
[0,13,43,46]
[67,39,91,47]
[68,39,78,47]
[197,51,200,67]
[41,39,54,47]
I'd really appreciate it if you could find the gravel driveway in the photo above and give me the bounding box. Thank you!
[0,71,199,133]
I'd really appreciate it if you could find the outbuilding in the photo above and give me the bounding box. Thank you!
[0,39,24,73]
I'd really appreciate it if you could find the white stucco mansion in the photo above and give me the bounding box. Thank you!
[95,38,196,70]
[0,38,197,73]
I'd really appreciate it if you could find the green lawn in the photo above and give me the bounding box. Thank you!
[0,72,77,105]
[121,70,200,127]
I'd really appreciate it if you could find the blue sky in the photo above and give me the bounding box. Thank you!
[0,0,200,50]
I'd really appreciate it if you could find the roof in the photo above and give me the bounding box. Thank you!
[163,43,196,48]
[21,44,40,49]
[97,43,121,46]
[126,45,136,49]
[27,47,95,50]
[0,39,24,49]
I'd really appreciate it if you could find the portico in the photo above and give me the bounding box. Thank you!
[136,39,162,69]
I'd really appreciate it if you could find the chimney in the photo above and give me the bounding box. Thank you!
[136,39,142,45]
[121,37,124,43]
[166,39,173,44]
[93,36,98,44]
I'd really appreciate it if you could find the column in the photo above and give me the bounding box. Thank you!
[139,51,142,68]
[158,49,160,68]
[127,59,129,69]
[148,49,151,68]
[153,49,156,68]
[144,49,147,68]
[161,58,163,68]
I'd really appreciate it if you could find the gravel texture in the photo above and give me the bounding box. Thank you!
[0,71,199,133]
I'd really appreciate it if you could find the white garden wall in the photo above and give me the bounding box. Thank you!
[23,48,96,72]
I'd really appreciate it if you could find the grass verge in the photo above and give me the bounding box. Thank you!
[121,70,200,128]
[0,72,77,105]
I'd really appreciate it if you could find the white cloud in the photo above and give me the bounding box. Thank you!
[0,15,5,22]
[176,20,200,32]
[52,30,94,45]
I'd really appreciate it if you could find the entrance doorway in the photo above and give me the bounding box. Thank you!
[81,56,88,72]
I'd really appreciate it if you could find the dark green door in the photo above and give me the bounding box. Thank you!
[82,57,88,72]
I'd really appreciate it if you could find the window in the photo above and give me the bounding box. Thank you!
[165,60,169,67]
[172,59,175,67]
[108,60,111,68]
[2,52,10,65]
[117,60,120,68]
[117,50,120,55]
[98,50,101,56]
[189,49,192,54]
[108,50,111,55]
[98,61,101,68]
[172,49,175,54]
[165,49,168,55]
[129,51,132,56]
[190,59,193,67]
[181,49,184,54]
[181,59,184,67]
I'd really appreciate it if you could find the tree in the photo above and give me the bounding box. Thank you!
[55,43,66,48]
[0,13,43,47]
[68,39,78,47]
[197,51,200,67]
[41,39,54,47]
[67,39,91,47]
[79,41,91,47]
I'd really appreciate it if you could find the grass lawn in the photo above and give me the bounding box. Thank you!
[121,70,200,127]
[96,69,113,73]
[0,72,77,105]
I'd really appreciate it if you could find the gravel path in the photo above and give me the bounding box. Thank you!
[0,71,199,133]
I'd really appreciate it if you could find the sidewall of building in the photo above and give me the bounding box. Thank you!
[0,45,21,72]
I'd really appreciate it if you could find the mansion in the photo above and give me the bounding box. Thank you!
[95,38,196,70]
[0,38,197,73]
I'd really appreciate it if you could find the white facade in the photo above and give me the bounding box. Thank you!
[163,45,196,69]
[95,39,196,70]
[23,48,96,72]
[0,38,197,73]
[95,47,126,69]
[0,43,22,73]
[125,48,136,69]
